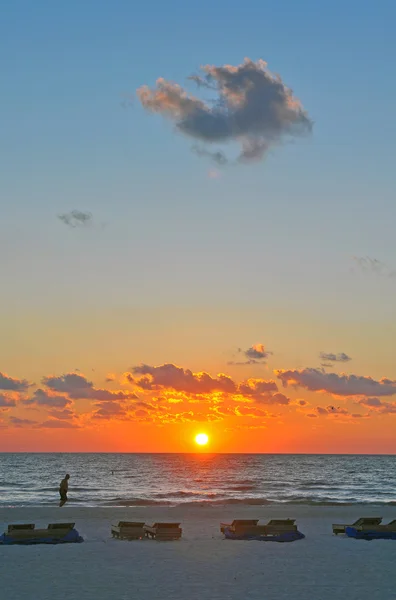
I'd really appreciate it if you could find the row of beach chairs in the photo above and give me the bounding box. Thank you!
[111,522,182,540]
[2,517,396,544]
[332,517,396,535]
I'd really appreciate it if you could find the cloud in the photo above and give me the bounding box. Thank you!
[352,256,396,278]
[312,405,366,419]
[8,416,37,428]
[228,343,270,366]
[40,420,81,429]
[0,394,16,408]
[319,352,351,363]
[0,372,30,391]
[245,344,269,360]
[24,389,72,408]
[193,146,228,165]
[137,58,312,164]
[91,401,131,420]
[238,378,288,404]
[42,373,138,401]
[276,368,396,397]
[358,397,396,414]
[126,363,288,407]
[47,408,77,420]
[128,364,236,394]
[58,210,93,228]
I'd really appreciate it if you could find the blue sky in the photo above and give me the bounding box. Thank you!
[1,0,396,380]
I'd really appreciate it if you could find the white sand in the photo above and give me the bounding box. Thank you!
[1,504,396,599]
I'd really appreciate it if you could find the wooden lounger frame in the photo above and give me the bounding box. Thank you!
[332,517,382,535]
[144,522,182,540]
[5,523,76,540]
[220,520,259,534]
[220,519,298,536]
[111,521,146,540]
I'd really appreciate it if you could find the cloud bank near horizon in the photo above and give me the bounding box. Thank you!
[2,361,396,430]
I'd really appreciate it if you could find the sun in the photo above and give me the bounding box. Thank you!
[195,433,209,446]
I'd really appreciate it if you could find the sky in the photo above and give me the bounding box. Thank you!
[1,0,396,453]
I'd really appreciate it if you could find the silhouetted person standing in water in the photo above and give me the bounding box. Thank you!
[59,474,70,507]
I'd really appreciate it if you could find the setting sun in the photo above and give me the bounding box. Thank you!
[195,433,209,446]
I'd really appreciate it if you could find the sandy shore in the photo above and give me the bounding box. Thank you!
[1,504,396,599]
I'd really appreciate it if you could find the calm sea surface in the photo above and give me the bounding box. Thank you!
[0,454,395,507]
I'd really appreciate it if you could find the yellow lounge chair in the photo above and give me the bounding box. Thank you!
[265,519,298,533]
[143,522,182,540]
[111,521,145,540]
[220,519,259,534]
[5,522,75,541]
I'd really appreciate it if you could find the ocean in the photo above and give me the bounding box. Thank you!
[0,453,395,507]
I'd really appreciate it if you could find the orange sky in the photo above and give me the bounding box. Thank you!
[2,335,396,453]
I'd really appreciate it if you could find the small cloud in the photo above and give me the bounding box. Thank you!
[228,343,270,366]
[358,397,396,414]
[23,389,72,408]
[137,58,312,164]
[0,372,30,391]
[319,352,352,363]
[40,420,81,429]
[193,146,228,165]
[352,256,396,279]
[42,372,138,401]
[8,416,37,428]
[58,210,93,228]
[0,394,16,408]
[276,368,396,397]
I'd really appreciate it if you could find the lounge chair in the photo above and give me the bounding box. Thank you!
[7,524,35,534]
[143,523,182,540]
[1,523,82,545]
[332,517,382,535]
[265,519,297,533]
[221,518,304,542]
[376,519,396,532]
[344,519,396,539]
[111,521,145,540]
[219,520,259,534]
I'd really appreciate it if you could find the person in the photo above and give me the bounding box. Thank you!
[59,473,70,507]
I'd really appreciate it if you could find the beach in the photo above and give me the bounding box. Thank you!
[2,504,396,599]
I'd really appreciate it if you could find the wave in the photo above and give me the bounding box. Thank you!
[154,491,220,499]
[104,497,174,507]
[228,485,257,492]
[180,497,396,507]
[3,496,396,508]
[34,486,104,493]
[0,482,23,488]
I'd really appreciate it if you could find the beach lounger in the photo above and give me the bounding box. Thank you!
[7,524,35,533]
[221,518,304,542]
[111,521,145,540]
[220,520,259,534]
[1,523,82,545]
[144,523,182,541]
[376,519,396,532]
[332,517,382,535]
[345,519,396,540]
[264,519,297,532]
